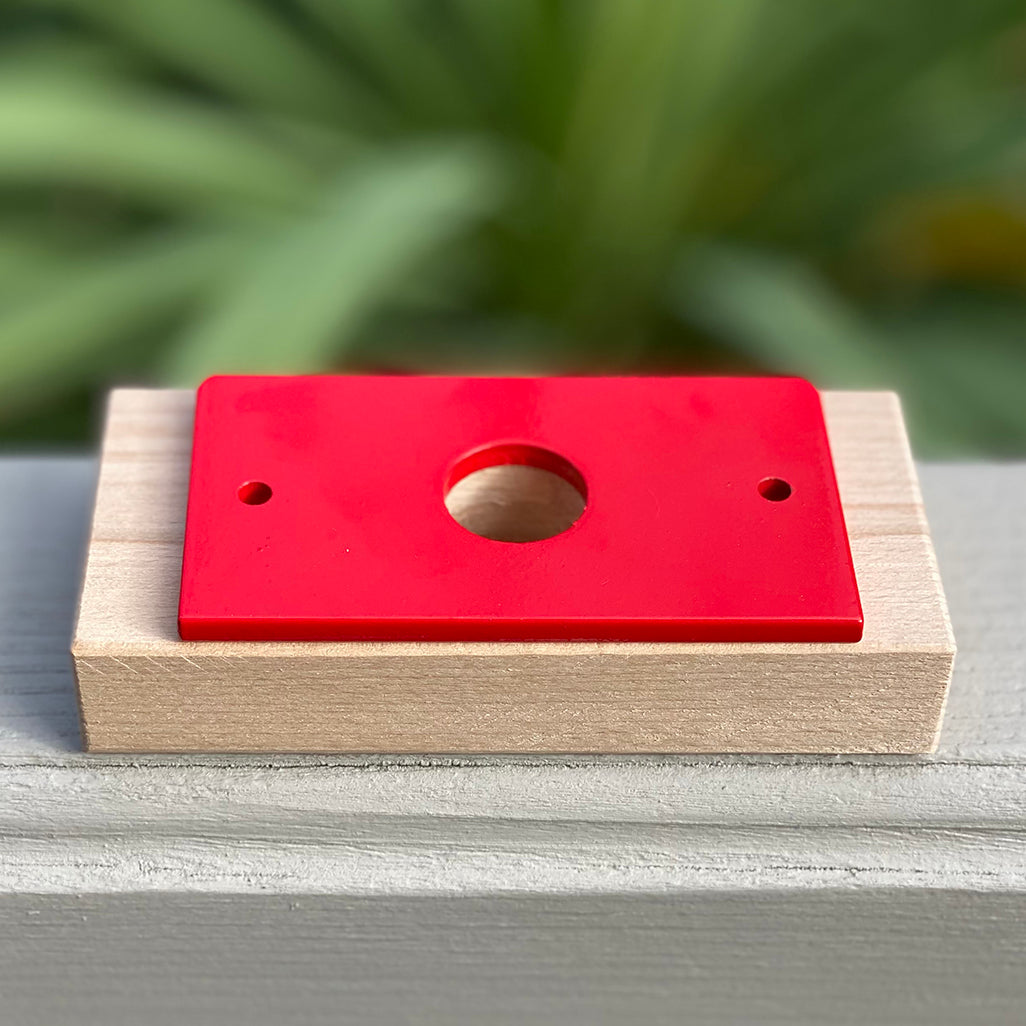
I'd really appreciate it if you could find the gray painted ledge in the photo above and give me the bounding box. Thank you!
[1,457,1025,1026]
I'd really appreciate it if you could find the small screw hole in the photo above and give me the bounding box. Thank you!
[238,481,272,505]
[758,477,792,502]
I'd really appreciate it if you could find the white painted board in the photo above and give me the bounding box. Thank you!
[1,458,1024,1025]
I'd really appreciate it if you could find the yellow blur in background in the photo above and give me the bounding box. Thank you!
[1,0,1024,453]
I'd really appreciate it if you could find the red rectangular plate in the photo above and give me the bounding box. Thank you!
[179,376,862,642]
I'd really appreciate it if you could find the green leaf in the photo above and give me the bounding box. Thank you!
[514,0,768,341]
[0,34,146,83]
[40,0,382,126]
[727,0,1026,240]
[162,140,510,382]
[0,231,79,301]
[296,0,476,124]
[0,230,244,411]
[0,71,324,216]
[446,0,548,104]
[873,296,1026,456]
[670,241,895,386]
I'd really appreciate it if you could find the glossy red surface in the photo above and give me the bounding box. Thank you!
[178,375,863,642]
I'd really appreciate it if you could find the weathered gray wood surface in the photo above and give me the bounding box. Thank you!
[1,457,1025,1025]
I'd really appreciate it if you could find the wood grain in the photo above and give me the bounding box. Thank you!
[71,389,954,753]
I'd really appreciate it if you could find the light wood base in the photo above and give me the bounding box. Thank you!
[72,389,954,753]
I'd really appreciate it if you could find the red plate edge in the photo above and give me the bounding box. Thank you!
[178,375,864,643]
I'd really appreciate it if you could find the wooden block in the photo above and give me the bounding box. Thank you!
[72,389,955,753]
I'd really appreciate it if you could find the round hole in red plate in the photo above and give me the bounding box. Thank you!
[444,444,587,543]
[238,480,272,505]
[758,477,792,502]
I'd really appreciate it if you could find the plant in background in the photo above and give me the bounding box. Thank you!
[0,0,1024,452]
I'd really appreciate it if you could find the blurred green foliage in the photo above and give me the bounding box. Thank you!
[1,0,1024,453]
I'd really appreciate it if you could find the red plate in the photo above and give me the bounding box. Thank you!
[179,376,862,642]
